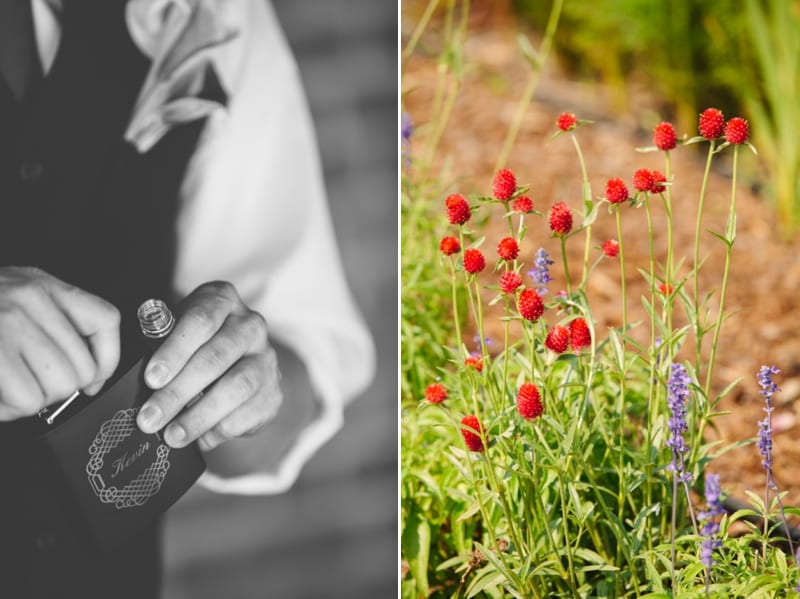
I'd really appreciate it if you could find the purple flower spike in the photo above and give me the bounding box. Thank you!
[527,248,554,295]
[756,365,781,486]
[666,363,692,484]
[699,474,725,568]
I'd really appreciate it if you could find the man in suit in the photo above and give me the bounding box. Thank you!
[0,1,375,596]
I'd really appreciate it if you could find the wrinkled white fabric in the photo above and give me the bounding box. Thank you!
[31,0,376,494]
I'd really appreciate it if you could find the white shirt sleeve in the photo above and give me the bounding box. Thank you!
[170,0,375,494]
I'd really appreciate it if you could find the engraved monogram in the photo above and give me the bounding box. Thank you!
[110,440,151,479]
[86,408,171,509]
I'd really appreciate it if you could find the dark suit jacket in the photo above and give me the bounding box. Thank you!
[0,2,206,597]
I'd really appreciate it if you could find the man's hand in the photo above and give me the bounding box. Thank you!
[136,281,282,451]
[0,267,121,421]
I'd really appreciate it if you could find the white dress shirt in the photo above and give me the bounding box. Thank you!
[31,0,376,494]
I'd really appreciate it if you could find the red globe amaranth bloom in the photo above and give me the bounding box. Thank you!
[654,121,677,151]
[699,108,725,140]
[557,112,578,132]
[545,325,570,353]
[605,178,630,204]
[650,170,667,194]
[549,202,572,235]
[602,239,619,258]
[497,237,520,261]
[439,236,460,256]
[516,383,544,420]
[463,248,486,274]
[445,193,471,225]
[632,169,654,193]
[460,415,486,452]
[464,354,483,372]
[569,318,592,351]
[725,117,749,144]
[518,288,544,321]
[659,282,674,295]
[512,195,533,213]
[425,383,447,404]
[492,168,517,201]
[499,271,522,294]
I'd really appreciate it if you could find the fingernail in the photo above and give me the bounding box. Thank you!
[83,381,104,396]
[146,362,169,389]
[164,423,186,447]
[137,404,161,432]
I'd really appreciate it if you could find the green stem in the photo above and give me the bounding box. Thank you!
[560,235,572,296]
[570,132,593,286]
[494,0,563,171]
[663,152,675,364]
[401,0,441,61]
[704,145,739,397]
[693,141,716,375]
[614,204,628,581]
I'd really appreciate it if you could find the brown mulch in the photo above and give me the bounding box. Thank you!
[403,17,800,513]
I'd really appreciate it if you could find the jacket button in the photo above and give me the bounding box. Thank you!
[20,161,44,182]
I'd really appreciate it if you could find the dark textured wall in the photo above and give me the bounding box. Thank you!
[162,2,397,598]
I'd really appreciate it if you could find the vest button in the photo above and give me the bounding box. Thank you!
[20,161,44,183]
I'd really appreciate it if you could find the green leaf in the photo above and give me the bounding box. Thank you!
[401,502,431,597]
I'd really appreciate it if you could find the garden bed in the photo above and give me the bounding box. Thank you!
[403,21,800,517]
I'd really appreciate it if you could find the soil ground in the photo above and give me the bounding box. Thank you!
[403,10,800,519]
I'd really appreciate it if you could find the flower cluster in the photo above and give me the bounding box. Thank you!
[666,363,692,484]
[756,365,780,476]
[698,473,725,569]
[544,318,592,354]
[528,248,554,295]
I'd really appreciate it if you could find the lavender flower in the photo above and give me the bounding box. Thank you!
[756,365,780,485]
[401,112,413,165]
[527,248,554,295]
[666,363,692,484]
[699,474,725,569]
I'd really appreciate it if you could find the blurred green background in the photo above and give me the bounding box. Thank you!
[512,0,800,233]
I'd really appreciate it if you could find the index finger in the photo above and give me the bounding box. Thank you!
[43,275,121,384]
[145,287,236,389]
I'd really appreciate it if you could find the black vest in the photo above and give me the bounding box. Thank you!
[0,3,205,597]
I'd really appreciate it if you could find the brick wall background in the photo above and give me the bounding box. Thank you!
[161,2,397,597]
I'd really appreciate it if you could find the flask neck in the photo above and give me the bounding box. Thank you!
[137,299,175,339]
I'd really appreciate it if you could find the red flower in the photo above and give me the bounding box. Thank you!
[516,383,544,420]
[725,117,749,144]
[446,193,471,225]
[499,271,522,294]
[650,170,667,194]
[654,122,677,151]
[512,195,533,213]
[632,169,654,193]
[465,354,483,372]
[518,288,544,321]
[557,112,578,132]
[545,325,570,353]
[425,383,447,404]
[493,168,517,201]
[439,236,461,256]
[602,239,619,258]
[460,415,486,452]
[659,282,674,295]
[463,248,486,274]
[605,178,630,204]
[497,237,519,261]
[569,318,592,351]
[699,108,725,140]
[549,201,572,235]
